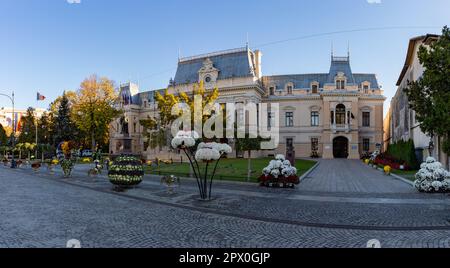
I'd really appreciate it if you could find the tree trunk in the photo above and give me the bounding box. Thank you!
[247,150,252,182]
[91,132,96,153]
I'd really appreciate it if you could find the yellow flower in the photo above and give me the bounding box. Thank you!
[365,159,370,165]
[384,165,392,174]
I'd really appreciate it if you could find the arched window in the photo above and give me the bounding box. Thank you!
[336,104,346,125]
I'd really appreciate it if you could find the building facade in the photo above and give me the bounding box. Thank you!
[0,107,46,133]
[111,47,385,160]
[385,34,449,169]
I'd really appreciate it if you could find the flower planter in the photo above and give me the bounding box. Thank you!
[31,162,41,172]
[60,159,74,178]
[259,155,300,189]
[108,155,144,189]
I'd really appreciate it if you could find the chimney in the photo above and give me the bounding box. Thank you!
[254,50,262,79]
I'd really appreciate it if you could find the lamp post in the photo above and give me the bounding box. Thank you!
[0,91,16,168]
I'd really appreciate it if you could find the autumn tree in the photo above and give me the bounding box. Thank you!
[0,124,7,146]
[17,107,36,144]
[71,75,122,152]
[404,26,450,168]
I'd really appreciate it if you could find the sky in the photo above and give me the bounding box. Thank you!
[1,0,449,115]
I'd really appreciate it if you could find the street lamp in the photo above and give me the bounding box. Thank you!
[0,91,16,168]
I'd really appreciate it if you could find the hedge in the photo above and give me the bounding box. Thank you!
[386,139,419,170]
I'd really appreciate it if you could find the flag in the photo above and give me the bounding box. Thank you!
[37,92,46,101]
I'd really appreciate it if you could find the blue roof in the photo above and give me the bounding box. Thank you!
[327,57,355,84]
[174,48,255,85]
[263,56,379,89]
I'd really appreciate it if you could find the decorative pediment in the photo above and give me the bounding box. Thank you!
[309,105,322,112]
[198,58,219,74]
[198,58,219,85]
[283,106,296,111]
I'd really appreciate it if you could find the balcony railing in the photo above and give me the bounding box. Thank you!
[331,124,350,133]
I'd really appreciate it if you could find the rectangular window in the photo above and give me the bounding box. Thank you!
[285,112,294,127]
[330,111,334,125]
[269,87,275,95]
[287,86,293,95]
[363,138,370,152]
[311,138,319,152]
[336,80,345,90]
[268,112,274,128]
[363,85,369,94]
[363,112,370,127]
[311,112,319,126]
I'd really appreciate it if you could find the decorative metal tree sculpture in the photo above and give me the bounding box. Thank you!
[171,131,232,200]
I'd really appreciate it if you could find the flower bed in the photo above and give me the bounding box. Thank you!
[259,155,300,188]
[108,155,144,187]
[373,153,411,171]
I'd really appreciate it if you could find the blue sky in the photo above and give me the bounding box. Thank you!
[1,0,449,114]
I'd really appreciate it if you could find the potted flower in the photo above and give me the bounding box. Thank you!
[88,160,103,177]
[384,165,391,175]
[31,161,41,172]
[60,159,74,178]
[161,175,180,194]
[259,155,299,188]
[414,157,450,193]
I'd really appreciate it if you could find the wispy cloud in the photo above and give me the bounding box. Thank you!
[367,0,382,4]
[67,0,81,4]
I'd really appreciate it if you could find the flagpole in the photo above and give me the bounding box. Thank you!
[35,95,38,160]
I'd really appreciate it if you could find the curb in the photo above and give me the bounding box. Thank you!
[390,173,415,187]
[299,161,320,182]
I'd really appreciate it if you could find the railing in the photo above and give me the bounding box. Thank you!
[179,47,248,62]
[332,124,350,133]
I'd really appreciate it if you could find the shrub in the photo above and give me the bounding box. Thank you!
[386,140,419,169]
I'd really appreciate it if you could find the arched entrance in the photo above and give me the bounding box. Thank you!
[333,137,349,158]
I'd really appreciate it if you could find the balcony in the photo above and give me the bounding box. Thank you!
[331,124,350,133]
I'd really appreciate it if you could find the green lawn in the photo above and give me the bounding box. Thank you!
[146,158,317,183]
[392,169,417,182]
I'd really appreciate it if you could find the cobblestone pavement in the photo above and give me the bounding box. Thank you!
[1,162,450,248]
[300,159,416,193]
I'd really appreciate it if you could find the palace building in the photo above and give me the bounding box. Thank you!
[110,47,385,160]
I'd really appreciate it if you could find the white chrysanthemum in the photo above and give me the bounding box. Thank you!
[216,143,232,154]
[270,169,280,178]
[433,168,447,180]
[171,131,199,148]
[283,160,291,166]
[263,167,271,175]
[426,157,436,163]
[197,142,233,154]
[195,148,221,161]
[431,181,443,191]
[275,154,286,161]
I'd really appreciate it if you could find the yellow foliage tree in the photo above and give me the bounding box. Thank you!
[141,81,219,150]
[71,75,122,151]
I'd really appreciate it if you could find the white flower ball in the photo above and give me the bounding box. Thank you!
[283,160,291,166]
[275,154,286,161]
[195,148,221,161]
[426,157,436,163]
